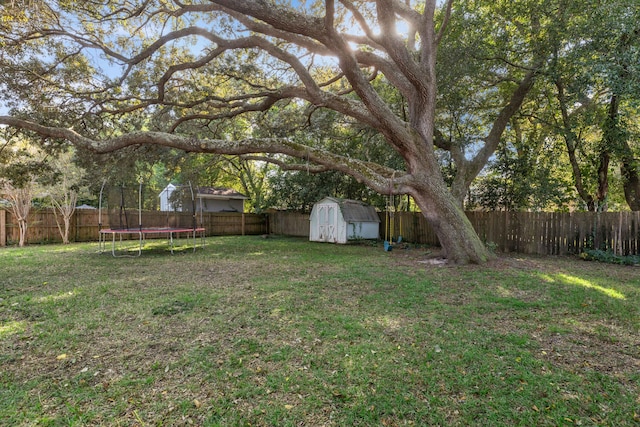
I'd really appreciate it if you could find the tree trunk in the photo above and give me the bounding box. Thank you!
[604,92,640,211]
[18,218,27,247]
[595,150,610,211]
[412,183,492,264]
[620,151,640,211]
[566,144,595,211]
[63,215,71,244]
[556,78,600,211]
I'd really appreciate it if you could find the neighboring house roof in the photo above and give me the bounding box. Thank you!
[318,197,380,223]
[196,187,249,200]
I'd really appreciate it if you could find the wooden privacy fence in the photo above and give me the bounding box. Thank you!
[3,208,640,256]
[462,211,637,255]
[266,211,310,237]
[265,210,640,256]
[0,209,267,246]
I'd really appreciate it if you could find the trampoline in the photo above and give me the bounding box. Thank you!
[98,181,205,257]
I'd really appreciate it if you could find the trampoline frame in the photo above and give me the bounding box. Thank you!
[98,180,206,257]
[99,227,205,257]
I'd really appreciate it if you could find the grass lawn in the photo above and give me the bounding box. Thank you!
[1,236,639,426]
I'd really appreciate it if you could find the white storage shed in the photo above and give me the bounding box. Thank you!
[309,197,380,244]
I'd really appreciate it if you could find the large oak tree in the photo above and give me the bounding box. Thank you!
[0,0,550,263]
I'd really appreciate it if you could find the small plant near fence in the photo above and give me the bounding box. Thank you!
[578,221,640,265]
[580,249,640,266]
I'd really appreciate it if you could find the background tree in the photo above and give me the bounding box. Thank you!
[469,116,573,211]
[543,0,640,211]
[45,148,91,244]
[259,99,395,211]
[0,133,54,246]
[266,169,386,212]
[1,181,32,247]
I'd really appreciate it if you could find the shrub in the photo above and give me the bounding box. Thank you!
[580,249,640,266]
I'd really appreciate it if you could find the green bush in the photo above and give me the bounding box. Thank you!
[580,249,640,266]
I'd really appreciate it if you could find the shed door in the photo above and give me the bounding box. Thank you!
[317,203,338,242]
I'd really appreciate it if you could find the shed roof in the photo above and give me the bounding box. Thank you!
[320,197,380,223]
[196,186,248,200]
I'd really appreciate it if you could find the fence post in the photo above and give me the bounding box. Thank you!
[0,209,5,247]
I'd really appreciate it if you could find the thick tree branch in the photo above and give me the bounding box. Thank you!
[240,155,330,173]
[0,116,408,195]
[374,0,429,93]
[447,66,540,203]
